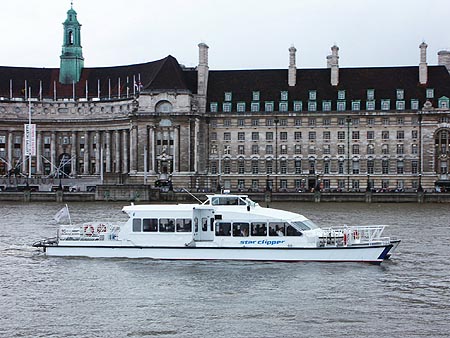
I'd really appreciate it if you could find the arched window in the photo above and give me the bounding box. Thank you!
[435,129,450,175]
[68,31,74,45]
[155,101,173,113]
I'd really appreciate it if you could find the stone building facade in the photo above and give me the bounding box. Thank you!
[0,5,449,192]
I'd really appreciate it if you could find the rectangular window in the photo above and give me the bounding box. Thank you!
[266,144,273,154]
[279,102,288,112]
[251,132,259,141]
[323,118,331,126]
[338,117,345,126]
[252,144,259,155]
[266,161,273,174]
[210,102,218,112]
[308,118,316,126]
[366,101,375,111]
[352,101,360,111]
[352,144,359,154]
[251,102,260,112]
[426,88,434,99]
[382,117,390,126]
[396,89,404,100]
[412,160,418,174]
[211,132,217,141]
[238,119,245,127]
[280,119,288,126]
[367,160,374,174]
[266,132,273,141]
[308,131,316,140]
[338,90,346,100]
[367,131,374,140]
[294,144,302,154]
[238,145,245,155]
[367,144,375,154]
[309,90,317,100]
[367,89,375,100]
[238,132,245,141]
[352,161,360,174]
[397,117,404,125]
[337,131,345,140]
[294,118,302,126]
[211,161,217,174]
[224,92,232,101]
[280,132,288,141]
[252,119,259,126]
[352,131,360,140]
[308,101,317,111]
[382,160,389,174]
[411,144,418,154]
[337,101,346,111]
[323,131,331,140]
[295,160,302,174]
[338,145,345,155]
[397,160,404,174]
[266,118,273,126]
[280,144,288,155]
[323,101,331,111]
[397,130,404,140]
[367,117,375,126]
[223,145,231,155]
[308,145,315,154]
[338,162,344,174]
[412,130,418,139]
[265,101,274,112]
[396,101,405,110]
[224,132,231,141]
[223,103,232,112]
[252,91,260,101]
[237,102,246,112]
[280,161,287,174]
[294,132,302,141]
[280,91,288,101]
[411,99,419,110]
[293,101,302,112]
[397,144,404,155]
[381,100,390,110]
[323,144,331,154]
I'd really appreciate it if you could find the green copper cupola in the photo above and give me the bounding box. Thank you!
[59,5,84,84]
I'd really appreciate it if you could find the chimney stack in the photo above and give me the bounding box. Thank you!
[288,46,297,87]
[330,45,339,86]
[197,43,209,97]
[438,50,450,73]
[419,42,428,85]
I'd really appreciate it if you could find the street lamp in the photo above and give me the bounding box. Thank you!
[274,117,279,192]
[346,116,352,191]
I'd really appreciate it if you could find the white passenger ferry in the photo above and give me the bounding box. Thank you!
[33,194,398,264]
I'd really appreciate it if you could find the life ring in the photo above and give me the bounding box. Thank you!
[97,224,107,233]
[84,224,95,236]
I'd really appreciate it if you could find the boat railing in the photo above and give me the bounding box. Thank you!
[58,222,120,241]
[319,225,390,247]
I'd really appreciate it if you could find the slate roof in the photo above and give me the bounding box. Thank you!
[206,65,450,111]
[0,55,193,99]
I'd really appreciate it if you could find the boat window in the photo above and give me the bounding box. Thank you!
[251,222,267,236]
[159,218,175,232]
[292,219,319,230]
[215,222,231,236]
[286,225,302,236]
[132,218,142,232]
[210,196,247,206]
[176,219,192,232]
[202,217,208,231]
[233,222,249,237]
[143,218,158,232]
[269,222,287,237]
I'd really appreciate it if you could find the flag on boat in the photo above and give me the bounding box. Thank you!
[54,206,69,222]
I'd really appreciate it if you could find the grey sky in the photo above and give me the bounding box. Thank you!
[1,0,449,70]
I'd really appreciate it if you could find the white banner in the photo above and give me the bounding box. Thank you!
[24,124,36,156]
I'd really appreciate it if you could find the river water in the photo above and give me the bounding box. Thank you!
[0,201,449,338]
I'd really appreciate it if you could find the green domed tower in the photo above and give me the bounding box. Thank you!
[59,4,84,84]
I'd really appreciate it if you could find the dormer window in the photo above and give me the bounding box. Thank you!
[252,91,260,101]
[293,101,302,112]
[426,88,434,99]
[396,89,404,100]
[279,102,288,112]
[338,90,345,100]
[224,92,232,101]
[309,90,317,100]
[210,102,218,112]
[411,99,419,110]
[367,89,375,100]
[237,102,246,113]
[337,101,346,111]
[223,103,232,112]
[251,102,260,112]
[322,101,331,111]
[281,91,288,101]
[438,96,449,109]
[381,99,390,110]
[352,101,360,111]
[265,101,274,112]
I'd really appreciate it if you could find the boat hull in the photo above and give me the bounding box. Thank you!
[43,244,393,264]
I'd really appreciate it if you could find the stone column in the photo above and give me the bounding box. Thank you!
[105,131,111,173]
[70,131,77,176]
[114,130,120,173]
[194,118,199,173]
[150,126,155,173]
[173,126,179,172]
[36,131,42,175]
[7,132,13,171]
[130,126,137,173]
[95,131,100,174]
[83,131,90,174]
[122,129,128,173]
[50,131,56,175]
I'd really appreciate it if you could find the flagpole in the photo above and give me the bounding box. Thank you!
[28,94,32,179]
[10,79,12,99]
